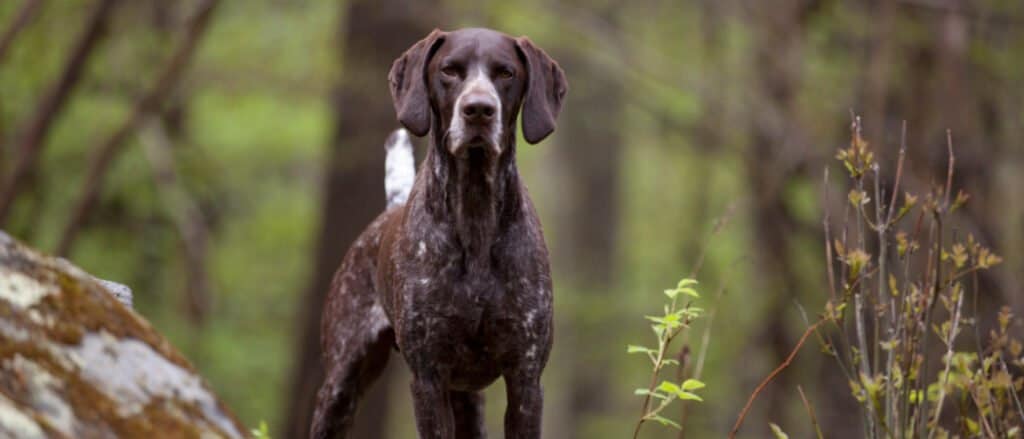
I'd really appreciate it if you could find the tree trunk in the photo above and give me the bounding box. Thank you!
[550,4,624,436]
[0,0,119,225]
[280,2,440,438]
[742,0,828,435]
[54,0,219,257]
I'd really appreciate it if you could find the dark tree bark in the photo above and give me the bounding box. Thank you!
[54,0,219,257]
[0,0,45,64]
[143,0,210,326]
[140,119,211,325]
[0,0,119,225]
[678,1,730,435]
[741,0,831,435]
[280,2,440,438]
[861,0,896,147]
[893,0,1015,329]
[548,4,624,437]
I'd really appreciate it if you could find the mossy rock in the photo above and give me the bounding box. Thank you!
[0,231,246,438]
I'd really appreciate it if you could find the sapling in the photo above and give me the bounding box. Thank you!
[629,278,706,438]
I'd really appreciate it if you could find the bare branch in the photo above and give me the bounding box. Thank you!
[943,129,955,210]
[823,168,837,300]
[797,385,824,439]
[0,0,119,224]
[885,121,907,225]
[55,0,219,256]
[139,120,211,325]
[729,319,825,439]
[0,0,45,64]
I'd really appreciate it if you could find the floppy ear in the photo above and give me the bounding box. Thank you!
[515,37,568,144]
[388,29,446,137]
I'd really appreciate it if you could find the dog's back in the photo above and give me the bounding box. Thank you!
[310,130,410,439]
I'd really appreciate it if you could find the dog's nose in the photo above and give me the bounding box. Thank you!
[461,94,496,123]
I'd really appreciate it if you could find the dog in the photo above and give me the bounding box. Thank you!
[310,28,567,439]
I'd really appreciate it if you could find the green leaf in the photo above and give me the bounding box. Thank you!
[678,287,699,298]
[681,307,704,317]
[652,325,665,337]
[627,345,654,354]
[252,420,272,439]
[657,381,681,394]
[650,415,682,430]
[681,379,706,391]
[663,313,681,326]
[964,418,979,435]
[664,288,679,299]
[677,391,703,401]
[677,279,698,288]
[769,423,789,439]
[634,388,652,396]
[909,389,923,404]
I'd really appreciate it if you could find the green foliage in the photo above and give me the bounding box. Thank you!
[252,420,272,439]
[629,278,706,437]
[769,422,790,439]
[816,117,1019,438]
[4,1,1024,437]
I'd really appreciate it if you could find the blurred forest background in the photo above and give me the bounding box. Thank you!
[1,0,1023,437]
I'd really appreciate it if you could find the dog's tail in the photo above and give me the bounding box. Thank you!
[384,128,415,208]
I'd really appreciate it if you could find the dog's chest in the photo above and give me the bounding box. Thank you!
[391,230,550,355]
[400,240,509,326]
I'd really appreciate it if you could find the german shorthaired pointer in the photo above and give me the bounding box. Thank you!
[311,28,567,439]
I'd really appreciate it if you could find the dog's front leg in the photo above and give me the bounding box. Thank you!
[503,370,543,439]
[411,372,455,438]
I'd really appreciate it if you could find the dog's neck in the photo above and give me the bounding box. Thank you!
[421,128,521,266]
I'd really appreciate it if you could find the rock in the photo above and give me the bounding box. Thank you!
[91,277,133,308]
[0,231,246,438]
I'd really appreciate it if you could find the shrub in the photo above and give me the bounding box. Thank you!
[820,117,1018,438]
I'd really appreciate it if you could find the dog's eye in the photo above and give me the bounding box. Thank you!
[441,65,461,78]
[496,67,514,79]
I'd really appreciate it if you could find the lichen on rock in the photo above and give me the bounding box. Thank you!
[0,231,246,438]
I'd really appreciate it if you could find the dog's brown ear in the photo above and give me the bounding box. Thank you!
[388,29,446,137]
[515,37,568,144]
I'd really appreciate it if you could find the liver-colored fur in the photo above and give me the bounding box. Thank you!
[311,28,567,439]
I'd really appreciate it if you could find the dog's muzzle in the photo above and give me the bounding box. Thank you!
[448,67,502,156]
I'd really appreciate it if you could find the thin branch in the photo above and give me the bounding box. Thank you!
[943,130,954,210]
[885,121,907,226]
[915,213,944,434]
[851,114,877,438]
[679,264,742,438]
[729,319,825,439]
[688,202,739,279]
[797,385,824,439]
[632,298,692,439]
[139,120,211,325]
[927,279,965,439]
[55,0,219,256]
[0,0,45,64]
[0,0,119,224]
[824,168,837,301]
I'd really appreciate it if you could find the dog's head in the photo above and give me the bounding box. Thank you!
[388,28,567,158]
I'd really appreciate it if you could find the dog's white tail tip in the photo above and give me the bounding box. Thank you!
[384,128,415,208]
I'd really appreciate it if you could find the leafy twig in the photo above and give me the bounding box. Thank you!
[630,279,706,438]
